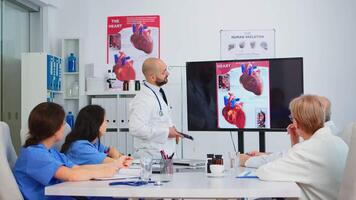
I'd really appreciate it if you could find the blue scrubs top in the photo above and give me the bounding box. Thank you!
[65,140,109,165]
[13,143,75,200]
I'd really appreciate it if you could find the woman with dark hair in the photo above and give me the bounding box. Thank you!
[13,102,122,200]
[61,105,132,165]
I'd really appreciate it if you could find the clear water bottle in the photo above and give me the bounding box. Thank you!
[72,81,79,97]
[66,111,74,128]
[67,53,76,72]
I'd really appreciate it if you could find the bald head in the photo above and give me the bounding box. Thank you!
[142,58,163,78]
[142,57,169,86]
[319,96,331,122]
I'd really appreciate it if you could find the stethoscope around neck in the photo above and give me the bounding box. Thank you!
[143,81,164,116]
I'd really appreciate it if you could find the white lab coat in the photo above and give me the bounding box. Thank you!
[325,120,339,135]
[129,81,175,159]
[245,121,339,168]
[256,127,348,200]
[245,151,288,168]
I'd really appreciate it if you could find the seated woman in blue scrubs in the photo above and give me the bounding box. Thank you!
[61,105,132,165]
[13,102,126,200]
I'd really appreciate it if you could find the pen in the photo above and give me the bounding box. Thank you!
[160,150,168,160]
[109,180,155,186]
[104,147,110,154]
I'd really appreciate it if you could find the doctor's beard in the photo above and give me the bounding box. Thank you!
[156,77,168,86]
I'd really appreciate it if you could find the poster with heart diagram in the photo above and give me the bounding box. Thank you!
[107,15,160,82]
[216,60,270,129]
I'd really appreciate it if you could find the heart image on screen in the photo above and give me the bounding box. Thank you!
[113,51,136,81]
[222,92,246,128]
[239,63,262,96]
[130,24,153,54]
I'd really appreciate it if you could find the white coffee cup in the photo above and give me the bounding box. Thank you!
[210,164,224,175]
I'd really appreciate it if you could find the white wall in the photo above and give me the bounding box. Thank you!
[48,0,356,159]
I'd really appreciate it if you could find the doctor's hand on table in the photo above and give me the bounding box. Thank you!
[106,146,125,159]
[169,126,183,144]
[240,149,274,167]
[90,164,120,178]
[239,154,251,167]
[246,150,268,157]
[112,156,134,169]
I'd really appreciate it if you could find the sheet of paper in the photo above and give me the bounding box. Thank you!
[93,168,141,181]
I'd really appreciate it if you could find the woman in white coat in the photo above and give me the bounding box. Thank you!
[256,94,348,200]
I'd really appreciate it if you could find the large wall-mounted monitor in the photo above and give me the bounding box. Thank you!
[186,57,303,131]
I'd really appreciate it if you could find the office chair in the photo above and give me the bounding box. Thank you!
[338,122,356,199]
[0,121,23,200]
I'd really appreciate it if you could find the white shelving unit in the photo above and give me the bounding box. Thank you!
[21,52,62,143]
[62,39,81,116]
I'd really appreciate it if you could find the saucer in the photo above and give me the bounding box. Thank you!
[207,173,225,177]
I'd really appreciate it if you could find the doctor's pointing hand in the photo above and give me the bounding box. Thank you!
[169,126,182,144]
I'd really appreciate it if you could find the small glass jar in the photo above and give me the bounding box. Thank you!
[135,80,141,91]
[213,154,223,165]
[123,81,129,91]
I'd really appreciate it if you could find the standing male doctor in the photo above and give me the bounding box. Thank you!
[129,57,181,159]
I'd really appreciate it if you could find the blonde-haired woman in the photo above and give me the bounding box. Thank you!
[256,94,348,200]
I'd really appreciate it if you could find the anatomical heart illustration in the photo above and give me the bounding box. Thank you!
[113,51,136,81]
[239,63,262,95]
[107,15,160,81]
[216,60,270,129]
[222,92,246,128]
[130,24,153,54]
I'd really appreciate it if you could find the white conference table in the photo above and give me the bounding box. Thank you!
[45,170,301,199]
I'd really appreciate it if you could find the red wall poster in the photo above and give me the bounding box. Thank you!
[107,15,160,81]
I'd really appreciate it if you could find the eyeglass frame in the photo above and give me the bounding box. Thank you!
[288,114,294,122]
